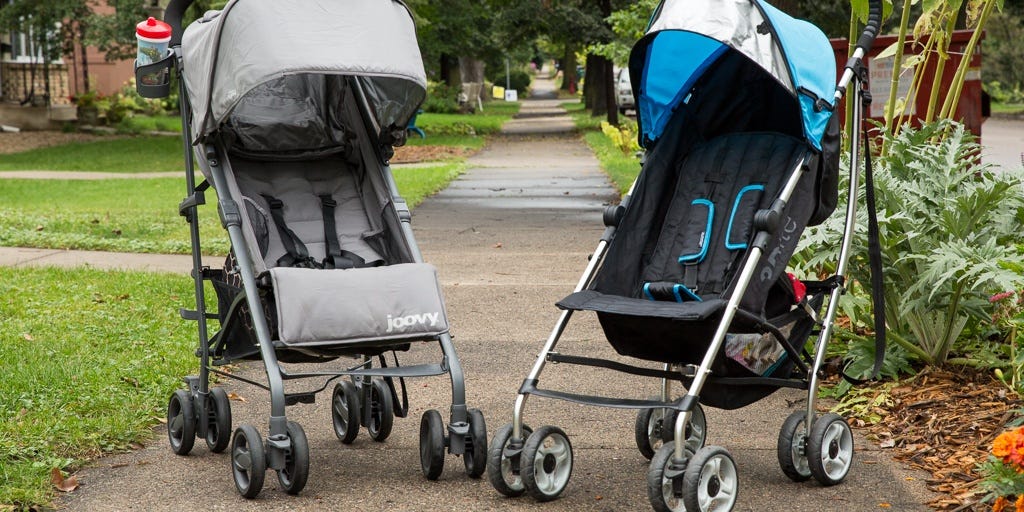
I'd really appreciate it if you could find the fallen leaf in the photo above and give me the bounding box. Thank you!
[493,243,503,248]
[880,439,896,448]
[129,442,144,450]
[22,333,33,341]
[879,503,891,508]
[112,229,122,236]
[51,468,79,492]
[35,225,44,231]
[227,392,247,402]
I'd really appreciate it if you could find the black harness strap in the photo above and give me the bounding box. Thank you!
[318,194,367,270]
[261,194,319,269]
[843,85,886,385]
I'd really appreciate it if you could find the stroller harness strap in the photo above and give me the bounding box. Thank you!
[261,193,320,269]
[319,194,368,270]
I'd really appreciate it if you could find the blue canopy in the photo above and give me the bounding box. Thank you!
[630,0,836,150]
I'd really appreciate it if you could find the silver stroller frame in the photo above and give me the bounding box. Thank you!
[486,0,883,509]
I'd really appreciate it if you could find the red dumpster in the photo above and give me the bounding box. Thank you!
[831,30,985,139]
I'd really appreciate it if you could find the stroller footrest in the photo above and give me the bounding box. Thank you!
[270,263,449,346]
[525,384,686,410]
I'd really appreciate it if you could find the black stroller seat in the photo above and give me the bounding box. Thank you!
[559,131,813,364]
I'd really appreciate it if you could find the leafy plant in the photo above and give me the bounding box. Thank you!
[600,119,640,156]
[979,424,1024,510]
[796,120,1024,368]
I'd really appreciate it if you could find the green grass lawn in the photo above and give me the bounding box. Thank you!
[416,101,520,136]
[562,101,605,133]
[584,131,640,195]
[0,267,198,507]
[992,102,1024,115]
[115,114,182,134]
[0,136,183,173]
[0,163,463,255]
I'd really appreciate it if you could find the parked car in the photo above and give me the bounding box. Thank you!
[615,68,634,115]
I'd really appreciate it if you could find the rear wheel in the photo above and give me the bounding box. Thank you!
[682,446,738,511]
[647,441,690,512]
[367,379,394,442]
[167,390,196,456]
[777,411,812,482]
[230,424,266,499]
[205,387,232,453]
[331,381,360,444]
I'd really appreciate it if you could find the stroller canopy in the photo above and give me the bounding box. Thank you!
[630,0,835,149]
[182,0,426,145]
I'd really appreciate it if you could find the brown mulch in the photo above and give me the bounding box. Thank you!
[390,144,472,164]
[857,368,1022,511]
[0,131,110,154]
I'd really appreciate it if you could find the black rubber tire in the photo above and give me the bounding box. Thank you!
[635,405,669,460]
[419,409,446,480]
[486,423,532,497]
[777,411,812,482]
[331,381,360,444]
[646,441,687,512]
[662,404,708,453]
[682,445,739,512]
[520,425,573,502]
[167,389,196,456]
[205,387,232,453]
[463,408,487,478]
[230,424,266,499]
[807,413,854,486]
[276,421,310,495]
[367,378,394,442]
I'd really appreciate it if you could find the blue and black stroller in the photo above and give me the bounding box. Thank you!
[486,0,884,510]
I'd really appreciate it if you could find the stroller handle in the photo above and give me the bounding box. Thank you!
[855,0,883,53]
[164,0,193,47]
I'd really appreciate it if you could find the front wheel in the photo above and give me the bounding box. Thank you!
[487,423,533,497]
[682,446,739,512]
[807,413,853,486]
[777,411,812,482]
[520,425,573,502]
[367,379,394,442]
[647,441,690,512]
[205,387,232,453]
[463,408,487,478]
[420,409,446,480]
[331,381,360,444]
[167,390,196,456]
[230,424,266,499]
[276,421,310,495]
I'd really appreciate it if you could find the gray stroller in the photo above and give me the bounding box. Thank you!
[135,0,486,498]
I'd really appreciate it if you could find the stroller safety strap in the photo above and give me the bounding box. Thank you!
[261,193,320,268]
[319,194,371,270]
[643,282,702,302]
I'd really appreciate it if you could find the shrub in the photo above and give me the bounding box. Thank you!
[795,120,1024,370]
[600,119,640,156]
[488,69,532,94]
[421,82,460,114]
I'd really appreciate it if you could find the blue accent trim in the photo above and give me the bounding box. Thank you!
[678,199,714,264]
[674,284,702,302]
[643,282,655,301]
[724,184,765,251]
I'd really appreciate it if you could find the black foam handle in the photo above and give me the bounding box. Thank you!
[164,0,193,47]
[855,0,883,53]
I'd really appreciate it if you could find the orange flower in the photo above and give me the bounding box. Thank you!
[993,496,1007,512]
[1015,494,1024,512]
[993,428,1024,469]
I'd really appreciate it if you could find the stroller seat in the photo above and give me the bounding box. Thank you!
[558,131,812,363]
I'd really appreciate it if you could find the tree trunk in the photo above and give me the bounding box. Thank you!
[604,57,618,125]
[560,45,578,93]
[583,54,596,110]
[440,53,461,88]
[79,21,89,95]
[591,56,609,118]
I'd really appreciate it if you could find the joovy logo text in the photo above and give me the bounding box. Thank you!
[386,312,440,333]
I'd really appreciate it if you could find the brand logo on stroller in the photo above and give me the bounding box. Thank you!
[760,217,799,282]
[386,312,441,333]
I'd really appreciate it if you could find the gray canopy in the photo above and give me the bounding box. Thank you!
[181,0,426,144]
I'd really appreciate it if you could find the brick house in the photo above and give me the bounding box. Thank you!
[0,1,162,129]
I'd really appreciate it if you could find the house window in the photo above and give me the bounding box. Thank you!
[2,0,62,64]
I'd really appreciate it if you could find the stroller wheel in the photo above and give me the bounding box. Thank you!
[637,403,707,460]
[331,381,360,444]
[806,413,853,486]
[205,387,232,453]
[230,424,266,499]
[367,378,394,442]
[683,446,738,512]
[463,408,488,478]
[276,421,310,495]
[419,409,446,480]
[777,411,812,482]
[486,423,533,497]
[167,389,196,456]
[647,441,691,512]
[520,425,573,502]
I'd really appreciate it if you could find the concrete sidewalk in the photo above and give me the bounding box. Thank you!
[5,77,933,511]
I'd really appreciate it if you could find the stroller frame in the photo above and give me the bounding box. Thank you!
[140,0,483,499]
[487,0,883,509]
